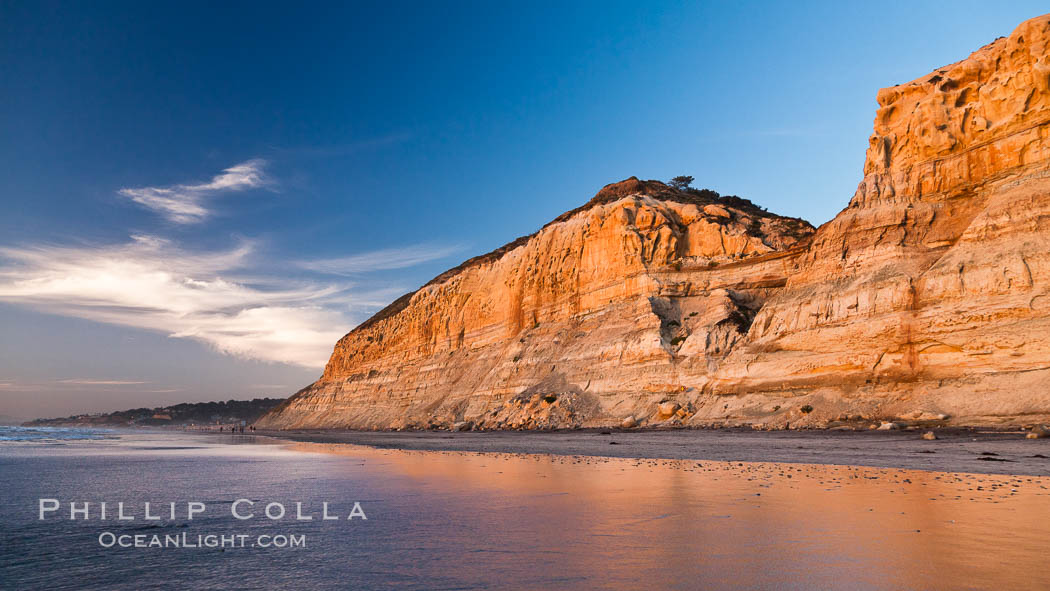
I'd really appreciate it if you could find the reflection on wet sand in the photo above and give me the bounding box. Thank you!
[291,442,1049,590]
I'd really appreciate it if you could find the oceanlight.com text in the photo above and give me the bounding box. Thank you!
[98,531,307,549]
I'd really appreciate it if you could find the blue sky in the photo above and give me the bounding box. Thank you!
[1,1,1046,418]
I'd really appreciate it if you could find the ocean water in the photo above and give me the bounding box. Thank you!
[0,426,114,442]
[1,429,1047,590]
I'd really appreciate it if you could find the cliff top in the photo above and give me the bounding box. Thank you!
[354,178,813,333]
[864,13,1050,176]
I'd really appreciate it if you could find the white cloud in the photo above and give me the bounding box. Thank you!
[300,244,463,275]
[0,234,466,368]
[0,235,347,368]
[119,159,269,224]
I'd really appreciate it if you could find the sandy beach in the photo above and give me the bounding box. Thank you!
[255,427,1050,476]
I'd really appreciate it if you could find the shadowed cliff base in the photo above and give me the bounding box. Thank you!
[259,13,1050,431]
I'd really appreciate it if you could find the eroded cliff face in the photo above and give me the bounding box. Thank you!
[259,14,1050,430]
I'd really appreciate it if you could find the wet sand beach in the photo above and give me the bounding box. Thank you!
[283,438,1050,590]
[257,427,1050,476]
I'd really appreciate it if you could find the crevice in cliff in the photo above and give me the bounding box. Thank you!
[651,289,765,358]
[649,296,686,354]
[708,291,763,358]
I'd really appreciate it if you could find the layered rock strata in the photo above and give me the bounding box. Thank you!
[259,14,1050,430]
[725,14,1050,426]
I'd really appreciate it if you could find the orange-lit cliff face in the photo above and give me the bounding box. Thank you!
[259,14,1050,430]
[730,14,1050,425]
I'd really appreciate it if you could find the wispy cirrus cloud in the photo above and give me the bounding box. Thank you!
[0,235,348,367]
[300,243,464,275]
[0,235,461,368]
[118,159,269,224]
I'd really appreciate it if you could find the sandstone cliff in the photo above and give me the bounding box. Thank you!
[728,14,1050,426]
[259,14,1050,430]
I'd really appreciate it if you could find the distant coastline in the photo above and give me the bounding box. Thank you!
[23,398,284,428]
